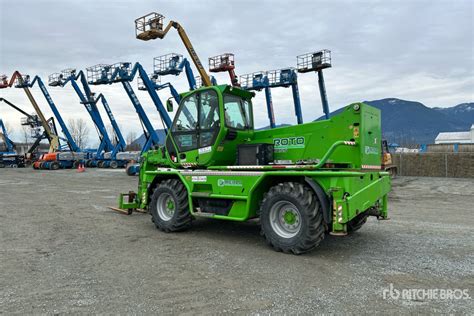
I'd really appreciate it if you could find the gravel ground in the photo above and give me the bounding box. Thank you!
[0,168,473,314]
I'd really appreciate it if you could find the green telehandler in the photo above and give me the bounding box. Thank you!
[117,13,391,254]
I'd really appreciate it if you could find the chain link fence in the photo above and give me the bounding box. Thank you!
[392,153,474,178]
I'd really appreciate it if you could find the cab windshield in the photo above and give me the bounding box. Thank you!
[223,94,253,130]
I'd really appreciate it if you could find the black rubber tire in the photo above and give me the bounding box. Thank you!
[50,161,60,170]
[260,182,325,255]
[97,161,105,168]
[86,160,93,168]
[126,165,134,176]
[0,163,5,168]
[149,179,192,232]
[109,161,118,169]
[347,213,368,233]
[72,161,80,169]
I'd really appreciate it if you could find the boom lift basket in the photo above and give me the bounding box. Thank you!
[137,73,160,90]
[240,71,267,90]
[0,75,8,88]
[297,50,332,73]
[86,64,112,85]
[61,68,77,80]
[13,74,31,88]
[21,115,40,128]
[154,53,183,76]
[267,68,296,87]
[109,62,132,82]
[135,12,165,41]
[208,53,235,72]
[48,73,63,87]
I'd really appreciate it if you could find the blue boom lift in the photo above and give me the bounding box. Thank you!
[86,62,171,175]
[16,75,79,152]
[49,69,117,167]
[14,74,89,170]
[240,67,303,128]
[296,50,332,119]
[138,53,198,105]
[153,53,198,89]
[93,93,129,168]
[0,119,15,153]
[0,118,24,168]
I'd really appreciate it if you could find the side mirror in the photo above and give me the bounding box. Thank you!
[166,98,173,112]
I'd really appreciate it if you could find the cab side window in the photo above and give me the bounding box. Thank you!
[224,95,248,130]
[172,94,198,151]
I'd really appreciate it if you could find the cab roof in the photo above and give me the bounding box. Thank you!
[179,84,255,100]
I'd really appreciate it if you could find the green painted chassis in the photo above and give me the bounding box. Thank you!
[118,99,391,234]
[119,166,390,234]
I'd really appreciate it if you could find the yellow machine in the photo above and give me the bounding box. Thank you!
[0,72,60,153]
[135,13,212,87]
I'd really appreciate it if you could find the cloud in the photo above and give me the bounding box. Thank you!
[0,0,472,142]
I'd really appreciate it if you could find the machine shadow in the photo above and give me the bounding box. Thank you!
[185,217,376,256]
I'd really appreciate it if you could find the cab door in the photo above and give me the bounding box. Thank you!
[168,89,220,165]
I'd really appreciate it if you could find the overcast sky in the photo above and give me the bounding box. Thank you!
[1,0,473,144]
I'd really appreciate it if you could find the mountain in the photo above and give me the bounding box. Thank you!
[317,98,472,145]
[132,129,167,147]
[433,103,474,126]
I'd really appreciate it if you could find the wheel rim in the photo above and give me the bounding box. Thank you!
[269,201,301,238]
[156,193,175,221]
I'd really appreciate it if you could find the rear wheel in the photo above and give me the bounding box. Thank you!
[97,161,105,168]
[109,160,118,169]
[0,162,5,168]
[149,179,192,232]
[50,161,60,170]
[260,182,325,254]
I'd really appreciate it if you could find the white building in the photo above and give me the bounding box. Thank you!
[435,125,474,144]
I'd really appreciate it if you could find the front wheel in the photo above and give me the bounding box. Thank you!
[149,179,192,232]
[260,182,325,254]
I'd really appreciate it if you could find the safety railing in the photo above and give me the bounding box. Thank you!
[209,53,235,72]
[154,53,183,75]
[267,68,296,87]
[297,49,331,73]
[239,71,267,90]
[137,73,160,90]
[48,73,63,86]
[86,64,112,85]
[135,12,165,40]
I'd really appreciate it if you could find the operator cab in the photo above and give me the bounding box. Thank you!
[165,85,254,167]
